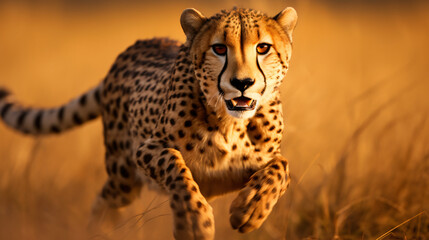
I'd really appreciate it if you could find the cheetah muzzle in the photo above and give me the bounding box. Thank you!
[0,6,297,240]
[225,96,256,111]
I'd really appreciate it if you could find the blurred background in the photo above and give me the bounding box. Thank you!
[0,0,428,239]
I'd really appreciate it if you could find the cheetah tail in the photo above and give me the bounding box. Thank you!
[0,84,102,135]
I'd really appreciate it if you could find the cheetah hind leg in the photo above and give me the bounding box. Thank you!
[87,179,142,236]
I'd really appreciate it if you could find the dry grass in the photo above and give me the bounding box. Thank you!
[0,1,428,239]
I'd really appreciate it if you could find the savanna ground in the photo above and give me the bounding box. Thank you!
[0,0,428,239]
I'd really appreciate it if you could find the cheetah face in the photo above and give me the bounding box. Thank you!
[181,8,297,119]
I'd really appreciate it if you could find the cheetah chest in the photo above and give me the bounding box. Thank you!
[179,125,280,198]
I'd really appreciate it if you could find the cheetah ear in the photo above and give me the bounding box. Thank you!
[181,8,207,41]
[273,7,298,42]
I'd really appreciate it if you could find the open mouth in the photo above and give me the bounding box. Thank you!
[225,96,257,111]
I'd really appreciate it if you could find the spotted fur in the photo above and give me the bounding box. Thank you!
[0,7,297,240]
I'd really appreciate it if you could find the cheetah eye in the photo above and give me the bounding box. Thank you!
[256,43,271,55]
[212,44,227,56]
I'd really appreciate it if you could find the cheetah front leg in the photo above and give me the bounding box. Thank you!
[229,155,290,233]
[136,141,215,240]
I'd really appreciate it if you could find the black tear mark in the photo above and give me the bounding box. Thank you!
[256,55,266,95]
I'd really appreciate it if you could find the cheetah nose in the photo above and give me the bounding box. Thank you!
[230,78,255,92]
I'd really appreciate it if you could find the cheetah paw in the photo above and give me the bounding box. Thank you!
[171,193,215,240]
[229,176,281,233]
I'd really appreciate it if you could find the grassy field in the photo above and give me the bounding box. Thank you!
[0,0,428,239]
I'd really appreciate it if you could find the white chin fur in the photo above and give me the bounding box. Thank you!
[226,108,257,119]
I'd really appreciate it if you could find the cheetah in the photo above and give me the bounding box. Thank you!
[0,7,297,240]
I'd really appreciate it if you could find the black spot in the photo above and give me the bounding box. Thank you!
[101,188,109,198]
[111,162,117,174]
[166,176,172,185]
[248,124,257,131]
[147,144,158,150]
[265,203,271,210]
[79,95,87,106]
[1,103,12,119]
[88,113,98,120]
[157,158,165,166]
[168,134,176,141]
[184,120,192,127]
[203,220,212,228]
[94,90,101,104]
[186,143,194,151]
[183,195,191,201]
[176,223,184,230]
[178,130,185,138]
[34,111,43,130]
[0,88,10,100]
[178,111,186,117]
[17,110,28,126]
[166,163,174,173]
[73,113,83,125]
[143,154,153,164]
[149,166,156,178]
[120,166,130,178]
[58,107,65,121]
[176,210,186,218]
[109,180,116,189]
[281,161,287,169]
[114,122,123,131]
[50,125,60,133]
[136,150,142,157]
[173,194,179,201]
[271,164,280,170]
[119,184,132,193]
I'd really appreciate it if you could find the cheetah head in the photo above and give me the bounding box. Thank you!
[181,7,297,119]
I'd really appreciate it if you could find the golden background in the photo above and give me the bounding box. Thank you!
[0,0,428,239]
